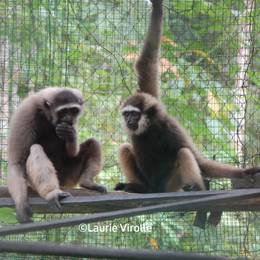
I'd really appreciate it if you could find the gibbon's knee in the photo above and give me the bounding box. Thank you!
[119,143,142,184]
[165,148,205,192]
[177,148,205,189]
[79,138,103,177]
[78,138,107,194]
[26,144,61,199]
[80,138,102,163]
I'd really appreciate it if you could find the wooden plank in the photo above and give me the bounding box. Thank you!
[0,241,226,259]
[0,189,260,236]
[1,186,260,213]
[0,186,103,197]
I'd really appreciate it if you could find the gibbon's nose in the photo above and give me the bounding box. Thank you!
[62,117,73,125]
[127,121,138,130]
[128,124,138,130]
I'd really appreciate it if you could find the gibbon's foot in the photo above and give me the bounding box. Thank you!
[193,210,208,229]
[207,211,223,226]
[183,184,203,192]
[80,181,107,194]
[114,182,126,191]
[150,0,163,6]
[16,202,33,223]
[239,167,260,184]
[47,191,71,211]
[114,182,146,193]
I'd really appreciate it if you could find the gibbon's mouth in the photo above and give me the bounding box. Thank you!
[127,123,138,131]
[55,121,73,127]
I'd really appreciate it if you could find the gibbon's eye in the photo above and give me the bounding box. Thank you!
[131,111,140,117]
[122,111,130,117]
[70,107,80,115]
[123,110,141,121]
[57,108,68,118]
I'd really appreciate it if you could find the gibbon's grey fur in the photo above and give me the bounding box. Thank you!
[115,0,260,198]
[8,87,106,223]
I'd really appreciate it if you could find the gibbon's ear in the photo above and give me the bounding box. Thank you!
[44,100,51,109]
[146,106,157,118]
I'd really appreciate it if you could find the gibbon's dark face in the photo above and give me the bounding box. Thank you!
[122,107,141,131]
[55,106,81,125]
[44,89,83,126]
[121,93,160,135]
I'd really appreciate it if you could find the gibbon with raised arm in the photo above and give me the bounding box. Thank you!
[115,0,259,197]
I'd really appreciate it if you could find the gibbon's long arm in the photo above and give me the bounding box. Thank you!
[7,98,37,222]
[167,118,260,180]
[135,0,163,99]
[198,158,259,179]
[55,122,79,157]
[66,139,79,157]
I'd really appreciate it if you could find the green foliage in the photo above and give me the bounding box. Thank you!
[0,208,17,225]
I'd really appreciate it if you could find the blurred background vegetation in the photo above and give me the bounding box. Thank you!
[0,0,259,258]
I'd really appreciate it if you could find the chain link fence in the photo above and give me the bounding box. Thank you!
[0,0,259,258]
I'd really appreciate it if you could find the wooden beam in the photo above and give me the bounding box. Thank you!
[1,186,260,213]
[1,189,260,236]
[0,186,103,197]
[0,241,226,259]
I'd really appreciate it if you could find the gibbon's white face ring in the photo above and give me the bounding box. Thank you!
[55,103,82,113]
[122,105,140,113]
[121,105,148,136]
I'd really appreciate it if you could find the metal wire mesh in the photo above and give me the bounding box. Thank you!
[0,0,259,258]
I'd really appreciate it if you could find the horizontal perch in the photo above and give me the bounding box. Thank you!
[0,186,260,213]
[0,240,225,260]
[1,188,260,236]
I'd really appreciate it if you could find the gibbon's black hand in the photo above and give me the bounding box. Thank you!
[243,167,260,183]
[47,191,72,211]
[56,122,76,142]
[80,179,108,194]
[16,202,33,223]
